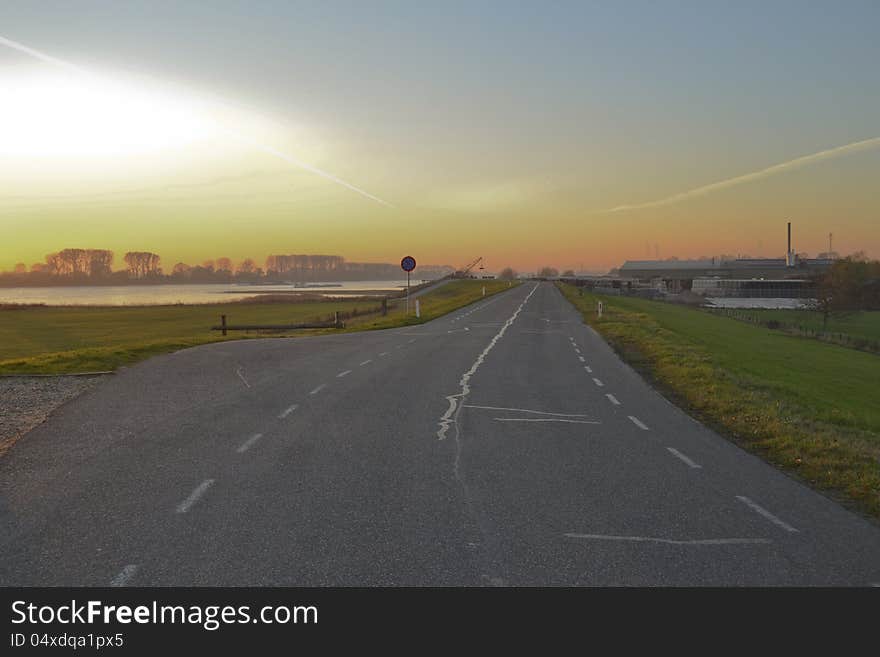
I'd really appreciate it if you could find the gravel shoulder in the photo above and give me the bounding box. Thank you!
[0,375,107,457]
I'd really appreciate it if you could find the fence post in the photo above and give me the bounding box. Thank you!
[221,314,227,336]
[382,297,388,316]
[335,311,340,328]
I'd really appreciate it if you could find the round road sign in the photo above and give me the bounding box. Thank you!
[401,256,416,272]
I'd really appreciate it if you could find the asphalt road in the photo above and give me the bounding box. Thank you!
[1,282,879,586]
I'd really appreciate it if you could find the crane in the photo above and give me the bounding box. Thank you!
[455,256,483,278]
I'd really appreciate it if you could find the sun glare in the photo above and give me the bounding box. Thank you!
[0,70,220,158]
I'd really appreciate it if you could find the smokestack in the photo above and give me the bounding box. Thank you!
[786,221,793,267]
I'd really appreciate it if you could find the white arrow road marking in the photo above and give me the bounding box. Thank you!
[463,404,593,418]
[564,533,771,546]
[493,417,600,424]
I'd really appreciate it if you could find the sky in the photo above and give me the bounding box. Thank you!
[1,1,878,273]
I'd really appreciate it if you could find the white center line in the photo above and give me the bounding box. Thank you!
[359,359,373,366]
[666,447,702,469]
[736,496,799,533]
[176,479,215,514]
[584,366,593,373]
[395,345,404,349]
[592,377,604,387]
[236,433,264,453]
[574,348,581,354]
[110,564,139,587]
[408,338,417,343]
[337,369,352,378]
[605,393,620,405]
[628,415,649,430]
[309,384,328,395]
[379,352,390,357]
[278,404,298,419]
[578,356,585,362]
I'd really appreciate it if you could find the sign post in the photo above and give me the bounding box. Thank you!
[400,255,417,314]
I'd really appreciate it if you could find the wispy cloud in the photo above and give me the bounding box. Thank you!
[0,35,394,208]
[604,136,880,213]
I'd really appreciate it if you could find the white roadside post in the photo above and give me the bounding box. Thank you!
[482,286,486,297]
[597,300,604,318]
[415,299,420,318]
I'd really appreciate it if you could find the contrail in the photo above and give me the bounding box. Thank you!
[604,136,880,213]
[0,34,394,207]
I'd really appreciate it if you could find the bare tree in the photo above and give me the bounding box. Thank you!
[13,263,26,274]
[498,267,517,280]
[237,258,256,274]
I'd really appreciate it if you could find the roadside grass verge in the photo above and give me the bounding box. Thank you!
[0,280,515,374]
[346,279,516,331]
[558,283,880,518]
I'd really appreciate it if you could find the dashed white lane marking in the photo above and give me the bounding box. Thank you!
[110,565,139,587]
[278,404,298,419]
[309,384,328,395]
[574,348,581,354]
[736,496,799,533]
[605,393,620,405]
[359,359,372,366]
[337,369,352,378]
[463,404,592,418]
[236,433,264,453]
[235,366,251,389]
[592,378,604,387]
[395,345,404,349]
[493,417,600,424]
[408,338,417,343]
[379,352,390,357]
[585,366,593,373]
[564,533,771,546]
[578,356,585,362]
[666,447,702,469]
[437,284,539,441]
[176,479,215,514]
[628,415,649,430]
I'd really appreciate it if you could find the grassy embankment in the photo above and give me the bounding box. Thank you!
[558,283,880,518]
[0,280,516,375]
[707,306,880,351]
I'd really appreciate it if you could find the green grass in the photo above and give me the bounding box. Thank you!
[558,283,880,518]
[710,307,880,343]
[0,280,515,374]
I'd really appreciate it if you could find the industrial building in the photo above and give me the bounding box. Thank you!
[617,223,833,296]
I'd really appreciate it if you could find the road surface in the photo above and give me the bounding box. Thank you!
[1,282,879,585]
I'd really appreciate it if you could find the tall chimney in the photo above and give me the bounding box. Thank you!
[787,221,792,266]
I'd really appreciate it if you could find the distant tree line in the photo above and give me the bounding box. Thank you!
[0,249,454,286]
